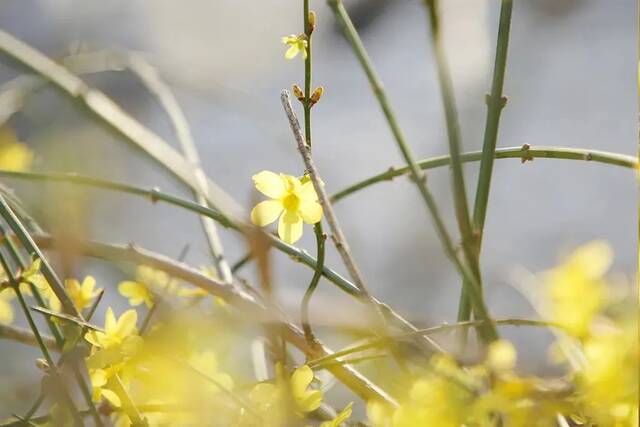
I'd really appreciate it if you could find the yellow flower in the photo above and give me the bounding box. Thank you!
[189,351,234,394]
[487,339,517,372]
[0,127,33,171]
[281,34,308,59]
[367,400,394,427]
[251,171,323,244]
[136,265,181,295]
[249,364,323,419]
[90,367,122,407]
[118,280,154,308]
[66,276,102,311]
[545,241,611,338]
[0,288,15,324]
[85,307,139,350]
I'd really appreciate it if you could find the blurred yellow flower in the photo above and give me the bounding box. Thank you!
[85,307,139,349]
[90,367,122,407]
[118,280,153,308]
[0,127,33,171]
[249,364,323,423]
[281,34,308,59]
[487,339,517,372]
[545,241,611,338]
[189,351,234,393]
[251,171,322,244]
[0,288,15,324]
[578,320,638,426]
[66,276,102,311]
[136,265,181,295]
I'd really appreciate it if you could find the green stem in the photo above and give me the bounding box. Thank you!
[230,253,252,273]
[424,0,479,291]
[304,0,312,147]
[327,0,497,341]
[301,223,326,346]
[0,195,80,317]
[0,224,64,346]
[3,231,104,427]
[329,146,637,203]
[0,167,458,343]
[308,317,560,369]
[458,0,514,333]
[112,375,146,427]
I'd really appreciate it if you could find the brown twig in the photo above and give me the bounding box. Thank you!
[280,90,373,302]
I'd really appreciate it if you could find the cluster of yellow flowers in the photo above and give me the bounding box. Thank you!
[364,241,638,427]
[0,228,634,427]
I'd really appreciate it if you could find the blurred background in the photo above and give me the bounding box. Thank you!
[0,0,635,416]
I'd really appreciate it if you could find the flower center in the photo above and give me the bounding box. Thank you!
[282,193,300,211]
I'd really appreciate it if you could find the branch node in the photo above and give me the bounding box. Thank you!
[520,143,533,164]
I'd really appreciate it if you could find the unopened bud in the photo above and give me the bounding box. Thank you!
[308,11,317,34]
[36,358,50,373]
[292,84,305,102]
[310,86,324,106]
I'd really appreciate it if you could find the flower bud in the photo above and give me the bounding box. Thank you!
[309,86,324,106]
[36,358,50,373]
[292,84,305,102]
[308,11,317,34]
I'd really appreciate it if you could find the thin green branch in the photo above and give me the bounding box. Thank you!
[327,0,497,341]
[330,146,637,203]
[424,0,479,294]
[303,0,313,147]
[17,168,340,291]
[231,252,252,273]
[0,224,64,345]
[299,3,326,349]
[4,230,105,427]
[459,0,514,334]
[301,223,326,346]
[308,318,560,369]
[112,375,146,427]
[30,306,102,331]
[0,195,80,317]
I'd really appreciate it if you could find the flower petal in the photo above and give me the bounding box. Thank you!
[299,200,322,224]
[100,389,122,408]
[118,281,150,307]
[249,383,278,405]
[278,210,303,244]
[299,389,323,413]
[290,365,314,399]
[0,299,14,324]
[114,309,138,339]
[282,174,302,193]
[250,200,283,227]
[298,180,319,201]
[90,369,107,387]
[253,171,286,198]
[104,307,117,335]
[285,45,299,59]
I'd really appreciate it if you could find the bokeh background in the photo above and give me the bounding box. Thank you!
[0,0,635,416]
